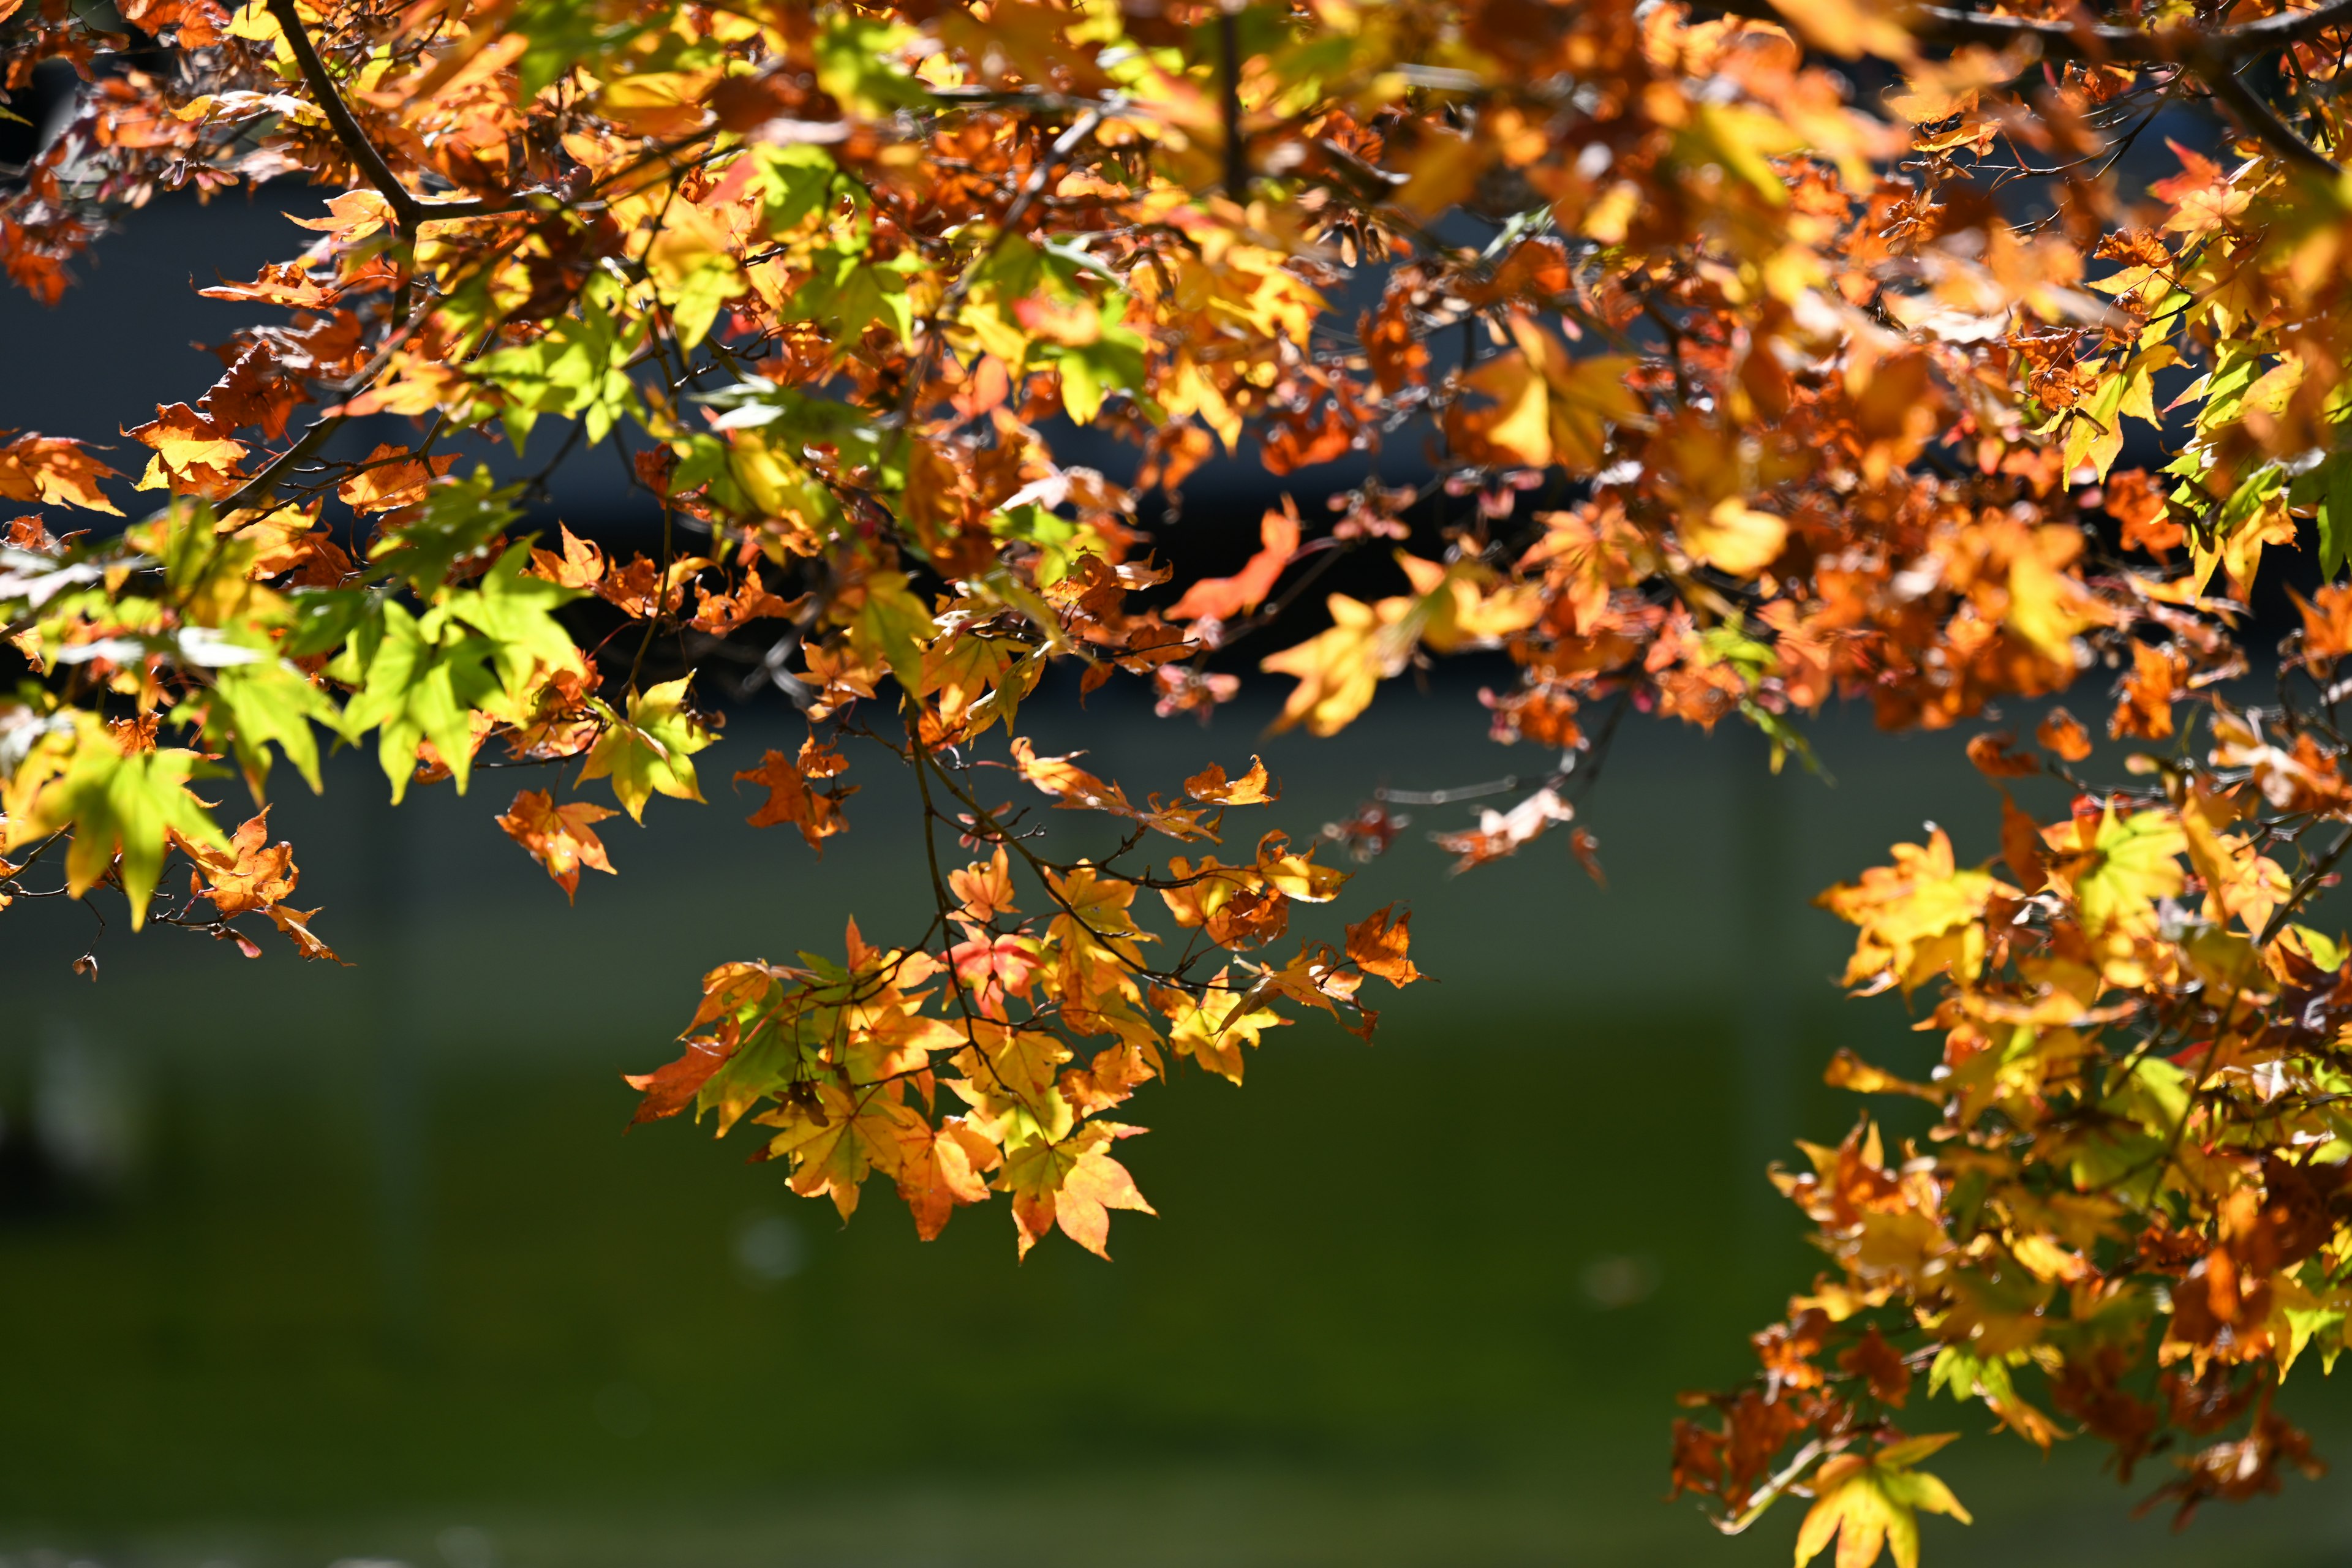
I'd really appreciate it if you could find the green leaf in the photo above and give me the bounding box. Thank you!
[475,288,647,451]
[847,569,936,684]
[331,600,502,802]
[281,586,380,659]
[369,467,525,592]
[576,675,714,821]
[439,541,584,710]
[753,144,848,233]
[18,717,227,929]
[195,656,341,799]
[510,0,643,96]
[812,12,929,115]
[2313,452,2352,579]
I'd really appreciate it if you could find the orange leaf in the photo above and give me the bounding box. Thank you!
[1966,731,2040,778]
[1183,755,1276,805]
[2036,707,2093,763]
[734,741,855,851]
[496,788,620,900]
[625,1035,737,1126]
[1166,499,1300,623]
[0,430,124,514]
[1344,903,1422,987]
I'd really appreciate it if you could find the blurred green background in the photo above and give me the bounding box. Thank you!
[2,679,2346,1567]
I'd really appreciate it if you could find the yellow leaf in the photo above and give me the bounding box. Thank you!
[1261,592,1413,736]
[1770,0,1915,59]
[1449,349,1552,469]
[1683,499,1788,576]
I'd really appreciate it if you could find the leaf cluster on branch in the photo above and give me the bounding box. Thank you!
[6,0,2352,1554]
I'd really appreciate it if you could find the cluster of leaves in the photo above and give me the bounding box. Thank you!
[9,0,2352,1553]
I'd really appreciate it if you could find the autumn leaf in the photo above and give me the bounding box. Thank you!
[949,845,1017,922]
[1999,792,2048,894]
[1166,500,1300,624]
[0,714,226,929]
[337,443,459,513]
[1793,1437,1970,1568]
[625,1033,740,1126]
[1344,903,1421,987]
[998,1123,1154,1260]
[1261,592,1414,736]
[178,808,295,917]
[2062,806,2186,942]
[2037,707,2093,763]
[1817,829,2005,995]
[1183,756,1276,805]
[263,903,342,963]
[0,431,123,513]
[125,402,247,489]
[578,676,715,821]
[496,788,619,901]
[734,738,854,850]
[1964,732,2038,778]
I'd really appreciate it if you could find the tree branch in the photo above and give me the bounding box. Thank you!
[1883,0,2352,62]
[1706,0,2345,172]
[264,0,428,232]
[1708,0,2352,63]
[2203,62,2340,176]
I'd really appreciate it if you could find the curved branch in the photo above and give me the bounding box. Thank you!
[2203,64,2340,176]
[264,0,427,233]
[1708,0,2346,172]
[1904,0,2352,61]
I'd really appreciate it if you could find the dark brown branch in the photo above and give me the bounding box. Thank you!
[1902,0,2352,61]
[1707,0,2346,172]
[2204,63,2340,176]
[264,0,428,232]
[217,412,345,513]
[1711,0,2352,62]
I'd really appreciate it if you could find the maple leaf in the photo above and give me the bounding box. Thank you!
[1166,500,1300,623]
[756,1082,925,1219]
[1964,732,2038,778]
[1261,592,1413,736]
[1818,829,2005,996]
[124,402,248,489]
[1344,903,1421,987]
[2294,583,2352,669]
[2037,707,2093,763]
[578,676,715,821]
[529,525,608,591]
[178,808,295,917]
[1432,786,1574,873]
[625,1033,740,1126]
[734,739,854,851]
[0,431,123,513]
[1999,792,2048,894]
[1,715,226,929]
[2059,807,2186,943]
[496,788,619,901]
[263,903,342,963]
[1793,1437,1970,1568]
[895,1117,997,1240]
[337,443,458,513]
[998,1121,1154,1260]
[949,845,1017,922]
[1159,973,1286,1083]
[1183,756,1276,805]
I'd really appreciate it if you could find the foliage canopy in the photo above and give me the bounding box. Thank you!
[6,0,2352,1555]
